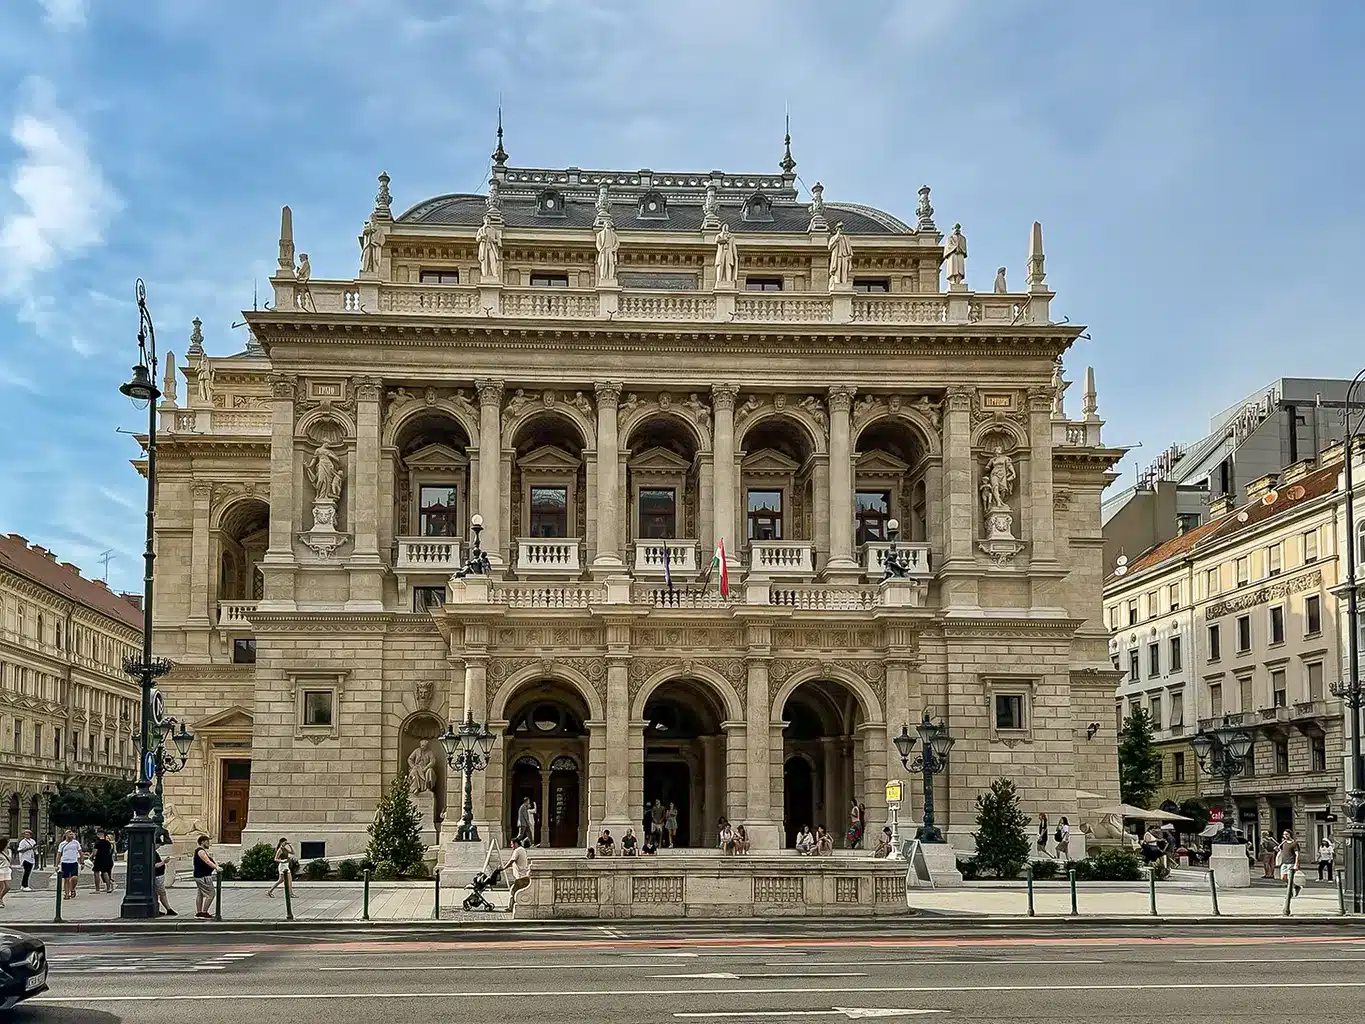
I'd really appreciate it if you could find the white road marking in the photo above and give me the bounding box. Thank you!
[1176,957,1365,964]
[768,960,1104,968]
[676,1011,941,1020]
[36,981,1365,1004]
[652,973,866,980]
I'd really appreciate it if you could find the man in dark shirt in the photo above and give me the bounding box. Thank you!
[193,836,221,919]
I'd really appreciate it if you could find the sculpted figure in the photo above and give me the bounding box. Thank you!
[307,442,345,504]
[981,446,1016,513]
[684,393,711,431]
[476,213,503,282]
[359,221,379,273]
[994,267,1007,293]
[295,253,311,284]
[827,222,854,287]
[714,222,738,287]
[944,224,967,286]
[407,739,436,795]
[595,213,619,283]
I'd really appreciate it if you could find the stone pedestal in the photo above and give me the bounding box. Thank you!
[417,789,439,849]
[744,822,785,851]
[978,505,1024,565]
[440,835,502,888]
[1209,842,1251,889]
[915,841,964,886]
[301,499,349,559]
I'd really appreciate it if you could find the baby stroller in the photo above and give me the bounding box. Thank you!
[462,840,513,913]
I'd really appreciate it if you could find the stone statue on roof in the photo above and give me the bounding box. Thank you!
[359,220,379,274]
[944,224,967,287]
[476,213,503,283]
[828,222,853,288]
[994,267,1007,293]
[714,222,737,288]
[595,210,619,284]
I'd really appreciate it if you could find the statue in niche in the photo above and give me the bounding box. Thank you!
[944,224,968,286]
[981,445,1016,513]
[595,211,619,283]
[827,222,854,287]
[476,213,503,282]
[714,222,738,287]
[308,442,345,504]
[407,739,436,795]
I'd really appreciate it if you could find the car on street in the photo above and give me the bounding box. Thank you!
[0,930,47,1012]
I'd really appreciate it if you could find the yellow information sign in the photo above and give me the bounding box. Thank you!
[885,780,904,805]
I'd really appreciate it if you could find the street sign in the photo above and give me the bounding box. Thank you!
[143,750,157,781]
[150,687,168,727]
[885,780,904,805]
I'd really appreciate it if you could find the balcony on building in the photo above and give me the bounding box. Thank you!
[390,418,473,606]
[215,497,268,634]
[513,431,586,576]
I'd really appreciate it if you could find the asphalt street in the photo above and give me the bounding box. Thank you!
[13,922,1365,1023]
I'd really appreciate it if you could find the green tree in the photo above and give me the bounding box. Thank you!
[1118,707,1160,809]
[972,777,1031,878]
[50,777,135,832]
[366,772,427,878]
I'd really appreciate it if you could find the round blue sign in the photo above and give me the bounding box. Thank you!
[143,751,157,780]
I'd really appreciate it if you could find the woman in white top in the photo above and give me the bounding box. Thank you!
[57,830,83,900]
[267,838,293,898]
[0,840,12,908]
[17,831,37,891]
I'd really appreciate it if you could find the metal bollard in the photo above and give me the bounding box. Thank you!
[1208,869,1221,916]
[1339,873,1347,915]
[1282,867,1295,916]
[215,870,223,922]
[283,874,294,921]
[1026,863,1035,917]
[1068,868,1078,916]
[1149,870,1158,916]
[433,867,441,920]
[53,876,62,924]
[363,869,371,921]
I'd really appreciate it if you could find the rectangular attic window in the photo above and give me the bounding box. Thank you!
[530,273,570,288]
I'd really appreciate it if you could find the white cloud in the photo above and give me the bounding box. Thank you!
[38,0,87,30]
[0,363,40,392]
[0,79,121,296]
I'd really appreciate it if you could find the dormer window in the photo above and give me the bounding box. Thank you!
[637,190,668,220]
[535,188,567,218]
[741,191,774,222]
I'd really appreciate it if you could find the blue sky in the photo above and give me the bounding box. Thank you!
[1,0,1362,593]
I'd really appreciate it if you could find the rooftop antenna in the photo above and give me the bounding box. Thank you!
[98,549,115,583]
[232,281,263,329]
[492,97,508,169]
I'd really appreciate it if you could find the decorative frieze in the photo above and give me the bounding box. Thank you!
[1205,570,1321,620]
[493,626,605,648]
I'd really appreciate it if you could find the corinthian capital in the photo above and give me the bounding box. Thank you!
[594,381,622,408]
[475,379,504,408]
[352,375,383,402]
[827,384,856,413]
[268,373,297,400]
[945,386,972,413]
[712,384,739,412]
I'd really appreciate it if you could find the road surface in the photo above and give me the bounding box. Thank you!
[15,920,1365,1022]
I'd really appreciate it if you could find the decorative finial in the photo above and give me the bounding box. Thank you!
[702,183,721,230]
[1027,220,1047,289]
[780,111,796,174]
[492,104,508,167]
[595,182,611,225]
[187,316,204,356]
[162,351,177,405]
[375,170,392,219]
[1082,366,1099,420]
[277,205,295,274]
[916,185,935,231]
[807,181,827,233]
[485,178,503,223]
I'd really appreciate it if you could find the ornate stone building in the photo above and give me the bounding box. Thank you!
[149,142,1122,857]
[0,534,142,841]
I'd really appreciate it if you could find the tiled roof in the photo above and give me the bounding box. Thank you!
[1109,462,1341,581]
[0,533,144,632]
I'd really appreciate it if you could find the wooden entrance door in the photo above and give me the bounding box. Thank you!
[219,760,251,844]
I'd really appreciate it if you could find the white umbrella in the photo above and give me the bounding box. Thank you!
[1096,802,1196,822]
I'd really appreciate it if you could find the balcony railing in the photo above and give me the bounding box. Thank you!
[395,537,464,572]
[862,542,931,578]
[748,541,815,577]
[517,537,583,574]
[618,291,716,321]
[378,284,480,315]
[632,585,736,609]
[217,601,259,629]
[448,577,924,612]
[633,540,699,576]
[501,287,600,319]
[770,585,881,611]
[491,583,605,609]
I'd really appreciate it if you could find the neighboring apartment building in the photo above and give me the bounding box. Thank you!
[144,140,1124,857]
[0,534,143,841]
[1107,450,1353,852]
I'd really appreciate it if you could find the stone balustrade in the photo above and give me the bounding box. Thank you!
[217,600,259,629]
[633,540,699,576]
[631,585,736,609]
[862,542,932,579]
[770,585,880,612]
[516,537,583,574]
[749,541,815,577]
[395,537,463,572]
[490,583,606,609]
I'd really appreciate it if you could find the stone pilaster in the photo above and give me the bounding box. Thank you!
[187,482,213,644]
[826,384,858,578]
[1028,386,1056,565]
[603,655,633,831]
[820,736,841,833]
[723,720,748,824]
[941,385,979,608]
[460,621,493,838]
[474,380,505,568]
[586,720,607,837]
[743,651,782,849]
[701,733,725,847]
[259,373,297,610]
[711,385,739,561]
[347,375,384,609]
[592,382,624,571]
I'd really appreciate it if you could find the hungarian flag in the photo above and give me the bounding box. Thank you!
[661,543,673,592]
[711,539,730,597]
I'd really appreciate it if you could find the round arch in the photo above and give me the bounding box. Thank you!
[296,407,356,442]
[737,408,827,456]
[631,664,745,723]
[771,663,884,726]
[210,494,270,534]
[504,402,594,452]
[620,405,711,454]
[970,420,1027,451]
[853,410,941,459]
[382,399,480,450]
[490,663,606,723]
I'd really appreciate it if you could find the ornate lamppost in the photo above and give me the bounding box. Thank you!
[1329,368,1364,910]
[893,710,955,843]
[882,518,912,579]
[1191,716,1256,845]
[452,514,491,579]
[150,713,195,825]
[440,711,496,842]
[117,280,173,919]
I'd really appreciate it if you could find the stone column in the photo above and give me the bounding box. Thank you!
[347,376,384,609]
[712,386,739,560]
[603,657,632,830]
[941,386,978,608]
[586,720,607,837]
[826,385,858,578]
[701,734,725,847]
[885,653,914,825]
[474,380,505,568]
[861,723,889,834]
[592,382,624,571]
[260,373,297,610]
[744,656,782,849]
[820,737,840,836]
[459,654,493,838]
[1028,387,1056,565]
[723,721,748,823]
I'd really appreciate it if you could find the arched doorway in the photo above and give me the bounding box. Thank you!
[217,499,269,605]
[642,678,727,848]
[780,679,866,848]
[504,683,589,848]
[28,794,40,835]
[6,794,19,840]
[399,712,447,833]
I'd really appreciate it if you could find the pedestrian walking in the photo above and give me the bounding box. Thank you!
[0,839,12,908]
[503,835,531,913]
[846,802,865,850]
[267,838,293,898]
[516,797,536,847]
[153,834,176,917]
[16,831,36,891]
[650,799,666,847]
[1037,813,1050,856]
[1318,836,1336,881]
[56,830,83,900]
[192,836,220,919]
[92,828,115,893]
[665,801,679,848]
[1259,833,1278,878]
[1277,829,1302,897]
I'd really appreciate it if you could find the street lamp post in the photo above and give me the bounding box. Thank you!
[118,280,173,920]
[150,717,196,824]
[893,710,955,843]
[882,518,912,579]
[1191,716,1256,845]
[440,711,496,842]
[1329,368,1365,910]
